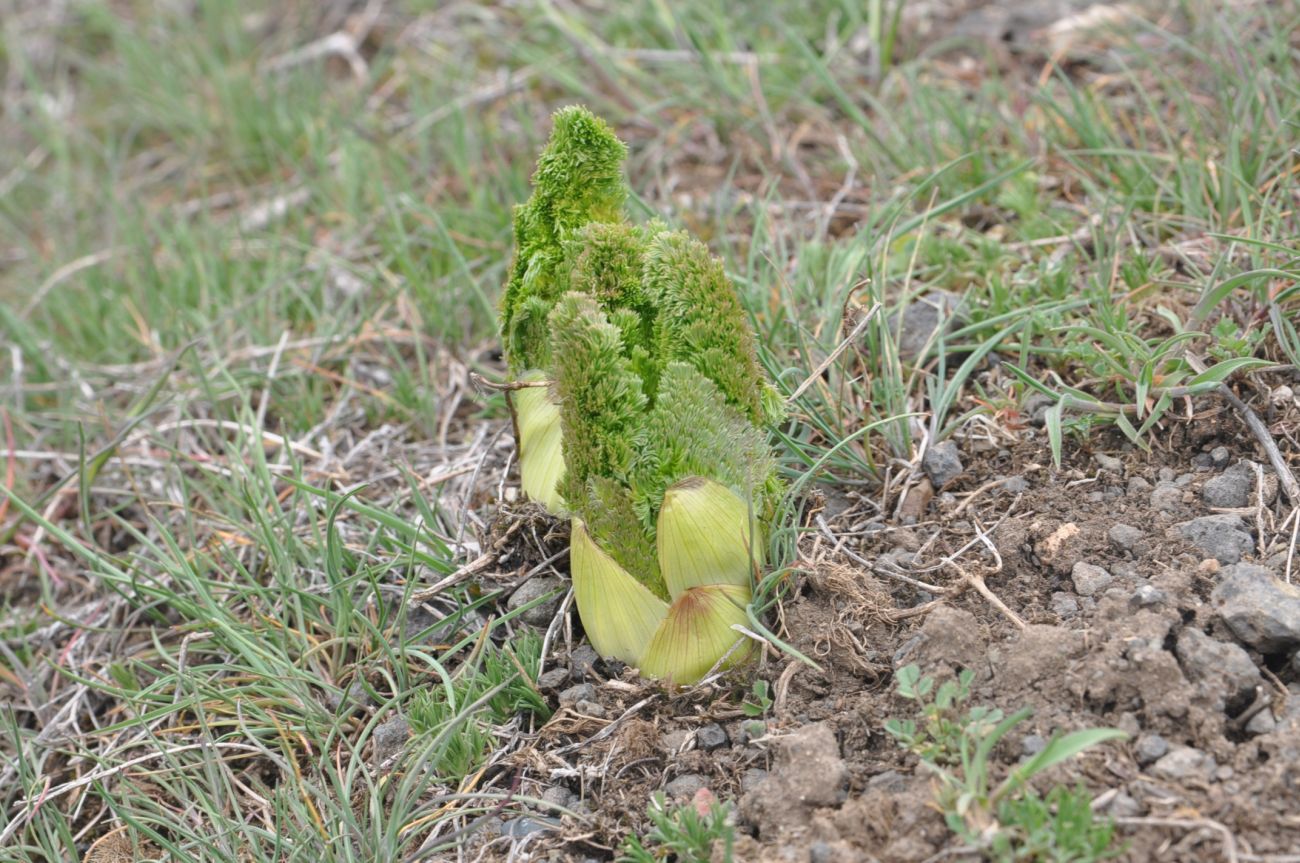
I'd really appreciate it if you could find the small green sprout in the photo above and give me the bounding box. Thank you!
[885,665,1127,858]
[741,679,773,717]
[618,791,735,863]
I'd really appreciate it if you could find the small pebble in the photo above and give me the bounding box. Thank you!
[541,786,576,808]
[1094,453,1124,473]
[502,817,557,838]
[1108,523,1144,551]
[1131,584,1167,608]
[1210,446,1231,468]
[1159,467,1177,483]
[1178,515,1255,565]
[1134,733,1169,765]
[1003,475,1030,494]
[922,440,964,488]
[1106,792,1142,818]
[569,645,600,680]
[695,723,728,751]
[809,842,833,863]
[1072,561,1113,597]
[1246,710,1277,735]
[1202,463,1253,509]
[1150,485,1183,512]
[1021,734,1047,756]
[665,773,708,799]
[1127,476,1153,496]
[741,767,769,793]
[559,683,595,706]
[1112,562,1139,579]
[575,699,606,718]
[506,576,565,627]
[537,668,569,690]
[1051,592,1080,619]
[1152,746,1212,780]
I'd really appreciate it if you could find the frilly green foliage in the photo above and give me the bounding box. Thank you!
[644,231,770,424]
[549,292,647,505]
[501,107,628,372]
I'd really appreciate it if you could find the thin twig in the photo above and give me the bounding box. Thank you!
[787,303,880,404]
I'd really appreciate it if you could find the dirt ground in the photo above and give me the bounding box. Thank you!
[463,376,1300,862]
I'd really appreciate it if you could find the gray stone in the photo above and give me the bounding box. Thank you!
[1108,524,1145,553]
[867,770,907,792]
[1112,562,1139,579]
[541,786,576,808]
[1152,746,1213,780]
[890,290,966,362]
[1134,733,1169,765]
[696,723,728,751]
[1128,476,1153,496]
[502,817,558,838]
[372,716,409,766]
[569,645,600,680]
[559,683,595,706]
[1072,561,1113,597]
[1246,710,1277,735]
[1105,792,1142,818]
[741,767,769,792]
[507,576,565,627]
[809,841,833,863]
[1177,514,1254,564]
[665,773,708,799]
[1203,463,1253,509]
[1051,592,1080,619]
[537,668,569,690]
[1021,734,1047,756]
[325,680,371,713]
[1131,584,1167,608]
[922,440,964,489]
[1095,453,1124,473]
[1175,627,1261,707]
[1151,484,1184,512]
[1003,475,1030,494]
[1210,446,1231,468]
[1159,468,1177,483]
[661,729,691,753]
[1212,564,1300,653]
[575,699,606,718]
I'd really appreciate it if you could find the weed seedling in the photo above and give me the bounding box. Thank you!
[619,792,735,863]
[990,785,1122,863]
[885,665,1126,860]
[741,679,773,717]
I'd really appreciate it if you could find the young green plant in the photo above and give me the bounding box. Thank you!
[501,108,783,684]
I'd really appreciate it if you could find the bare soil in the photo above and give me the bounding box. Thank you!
[477,387,1300,862]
